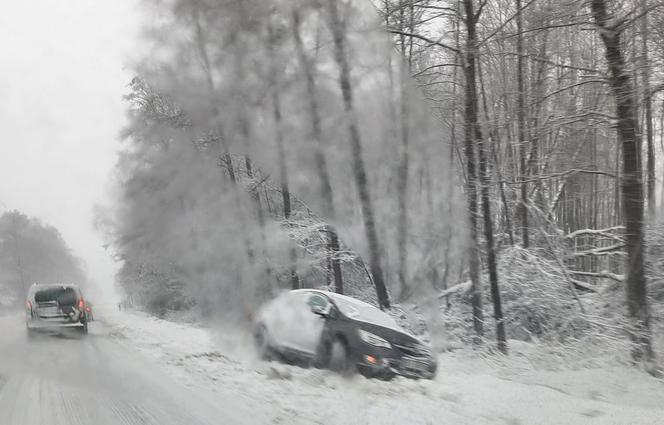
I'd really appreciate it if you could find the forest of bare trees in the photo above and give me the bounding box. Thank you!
[107,0,664,369]
[379,0,664,365]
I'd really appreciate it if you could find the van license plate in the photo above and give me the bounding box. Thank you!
[39,307,60,316]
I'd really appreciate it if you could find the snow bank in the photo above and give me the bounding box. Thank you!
[101,307,664,425]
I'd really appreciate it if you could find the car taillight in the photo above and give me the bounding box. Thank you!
[26,300,32,311]
[78,298,85,309]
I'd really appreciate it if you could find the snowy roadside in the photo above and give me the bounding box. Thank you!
[100,308,664,425]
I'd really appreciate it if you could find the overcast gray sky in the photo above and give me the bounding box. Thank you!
[0,1,143,301]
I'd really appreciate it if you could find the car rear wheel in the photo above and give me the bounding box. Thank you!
[328,338,353,376]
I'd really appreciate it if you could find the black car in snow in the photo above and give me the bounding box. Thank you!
[253,289,437,380]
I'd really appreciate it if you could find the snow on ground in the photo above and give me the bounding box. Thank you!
[100,307,664,425]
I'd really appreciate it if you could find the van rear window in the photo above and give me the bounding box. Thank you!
[35,287,77,306]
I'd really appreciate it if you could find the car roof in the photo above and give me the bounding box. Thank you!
[284,289,407,332]
[289,289,378,310]
[27,283,81,298]
[28,283,80,294]
[290,288,339,299]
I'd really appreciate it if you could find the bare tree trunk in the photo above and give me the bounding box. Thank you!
[268,20,300,290]
[516,0,529,248]
[590,0,654,363]
[230,9,274,288]
[327,226,344,294]
[478,57,514,246]
[661,99,664,215]
[463,0,506,353]
[292,9,343,293]
[291,10,334,218]
[192,6,252,275]
[192,9,237,185]
[396,0,411,299]
[639,0,655,219]
[382,0,401,296]
[527,34,548,210]
[327,0,390,309]
[460,0,484,339]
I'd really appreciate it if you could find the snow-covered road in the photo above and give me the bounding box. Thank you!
[0,313,274,425]
[2,309,663,425]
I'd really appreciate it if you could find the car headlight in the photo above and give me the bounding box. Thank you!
[358,329,392,349]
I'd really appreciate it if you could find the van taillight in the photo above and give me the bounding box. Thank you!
[78,298,85,309]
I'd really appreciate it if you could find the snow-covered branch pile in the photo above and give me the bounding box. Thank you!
[495,247,589,342]
[432,242,663,364]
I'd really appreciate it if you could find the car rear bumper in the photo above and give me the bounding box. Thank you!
[27,321,86,329]
[26,314,86,329]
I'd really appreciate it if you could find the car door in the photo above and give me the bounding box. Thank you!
[261,292,310,352]
[262,291,328,356]
[288,292,328,355]
[260,292,293,347]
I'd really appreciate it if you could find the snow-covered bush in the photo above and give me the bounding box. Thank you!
[496,246,589,342]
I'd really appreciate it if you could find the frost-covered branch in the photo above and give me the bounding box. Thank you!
[569,270,624,282]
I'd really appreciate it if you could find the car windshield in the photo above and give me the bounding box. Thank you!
[330,294,401,330]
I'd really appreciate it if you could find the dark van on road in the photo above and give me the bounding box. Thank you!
[25,283,91,335]
[253,289,437,380]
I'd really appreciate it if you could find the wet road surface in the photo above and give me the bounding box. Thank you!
[0,313,270,425]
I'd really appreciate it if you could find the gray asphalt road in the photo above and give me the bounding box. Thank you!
[0,312,271,425]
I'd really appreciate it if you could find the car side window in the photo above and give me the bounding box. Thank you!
[306,293,329,314]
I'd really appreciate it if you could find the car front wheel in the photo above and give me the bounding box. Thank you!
[328,338,354,376]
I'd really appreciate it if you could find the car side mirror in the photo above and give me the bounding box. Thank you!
[310,304,330,317]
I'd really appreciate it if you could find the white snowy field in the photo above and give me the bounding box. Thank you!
[101,307,664,425]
